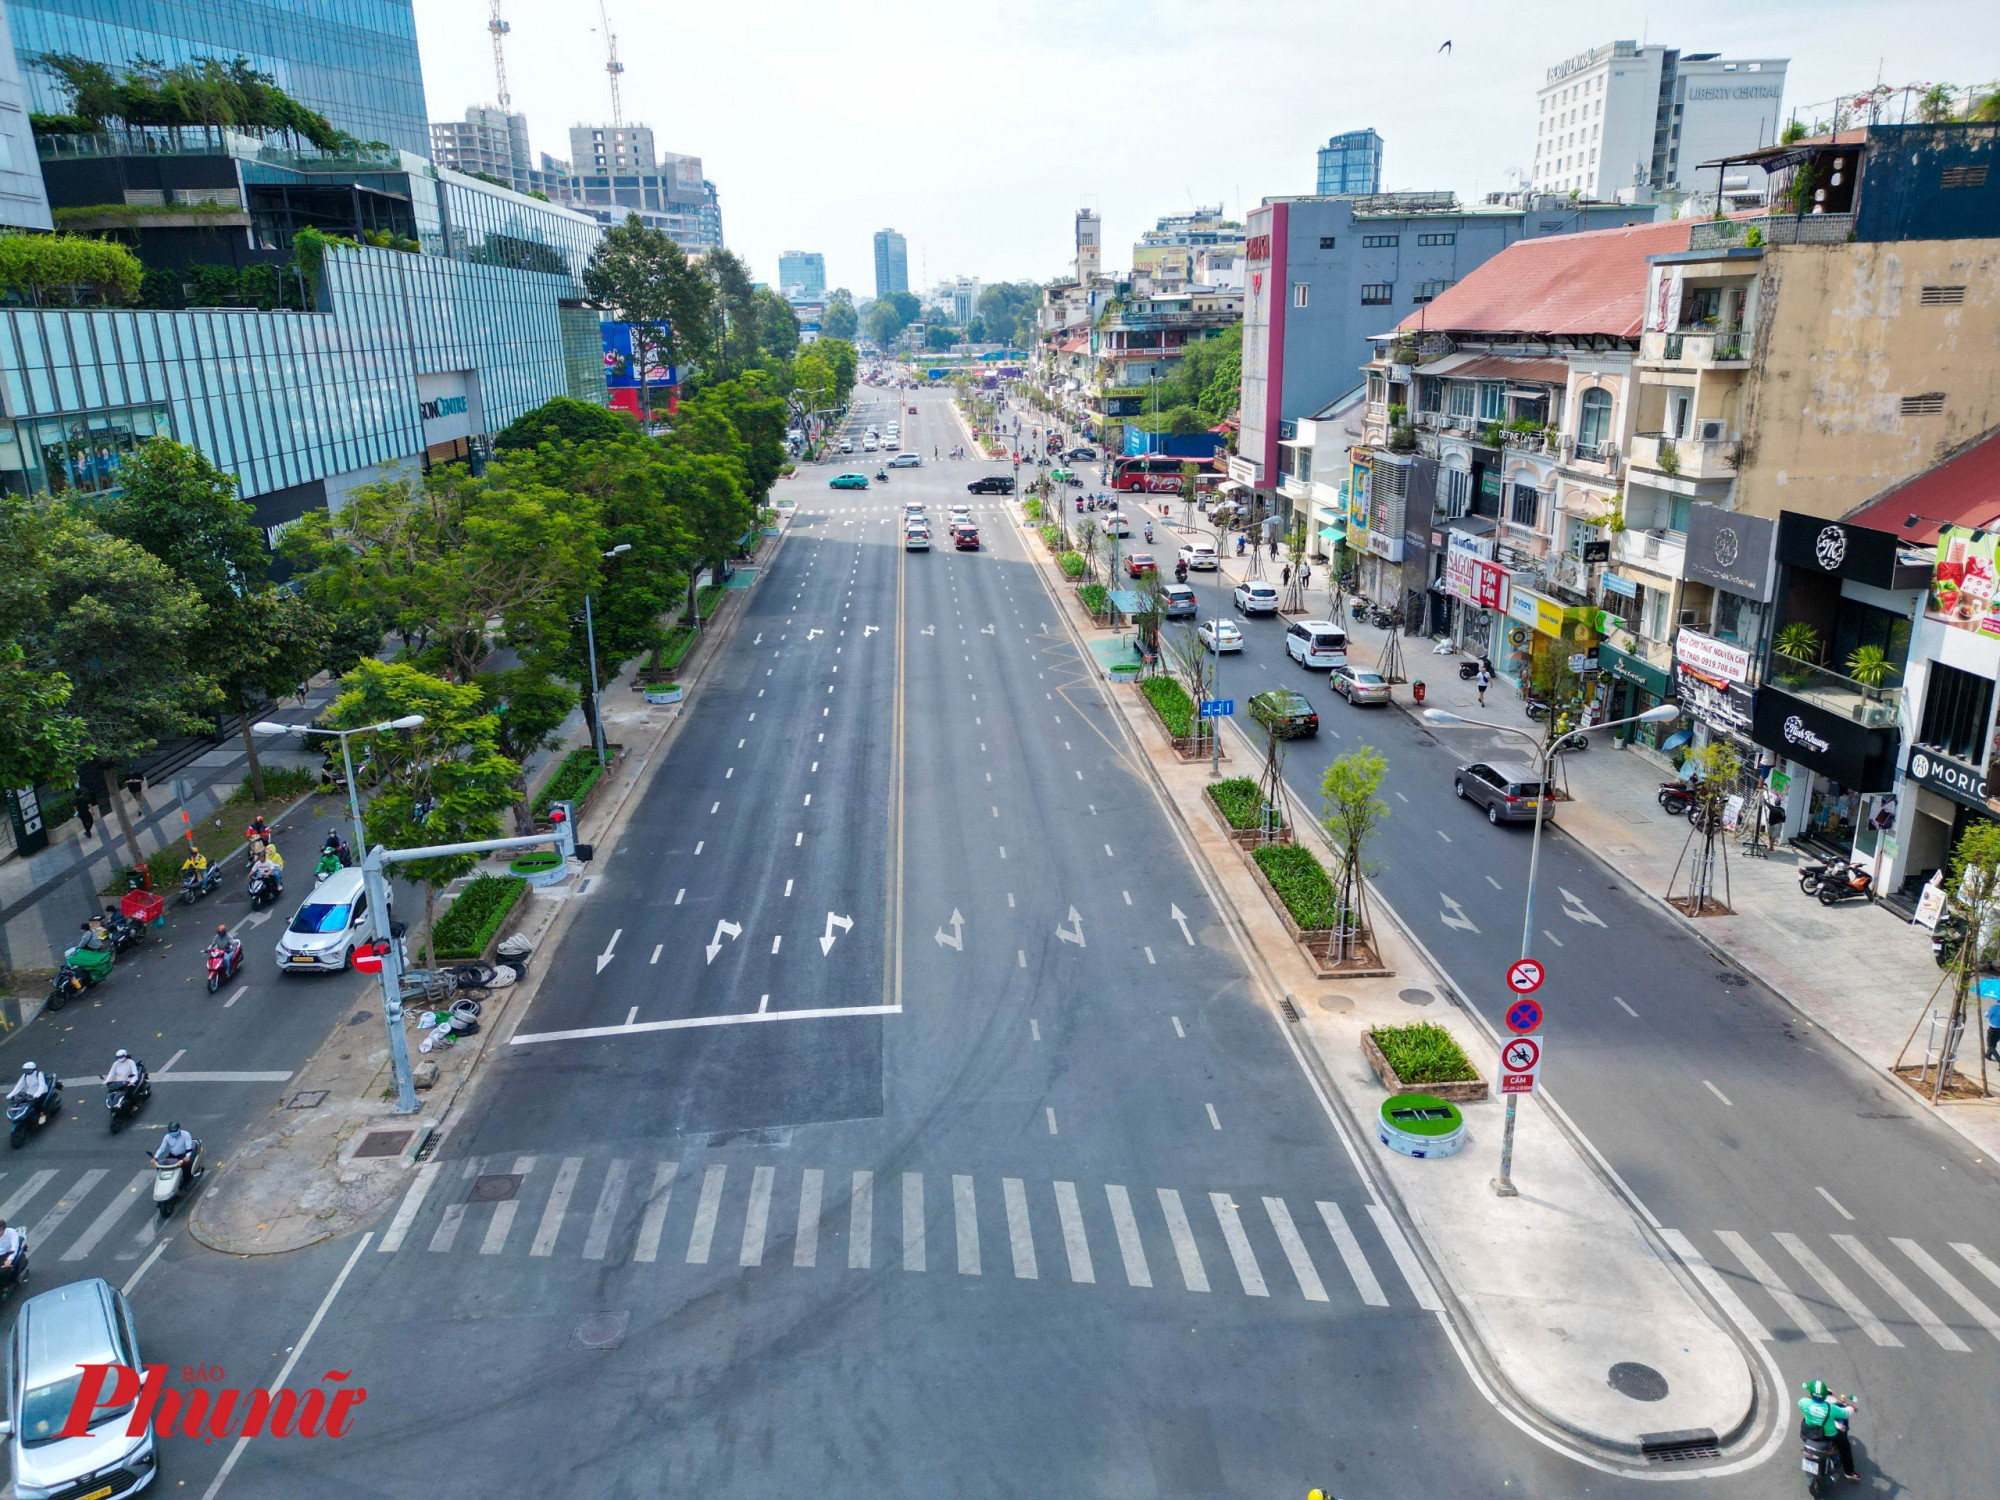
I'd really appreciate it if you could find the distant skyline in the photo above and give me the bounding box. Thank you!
[413,0,2000,293]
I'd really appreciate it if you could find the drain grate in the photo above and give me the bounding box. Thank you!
[353,1129,414,1159]
[470,1174,521,1203]
[286,1090,328,1110]
[1608,1361,1670,1402]
[1716,971,1749,988]
[1279,998,1300,1023]
[1639,1429,1720,1463]
[575,1311,629,1350]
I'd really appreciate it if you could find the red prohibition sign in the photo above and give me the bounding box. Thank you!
[1506,958,1545,995]
[1501,1036,1541,1073]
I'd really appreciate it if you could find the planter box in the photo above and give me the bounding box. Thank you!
[644,686,685,706]
[1203,786,1293,852]
[1361,1030,1488,1103]
[1243,847,1390,979]
[1139,687,1220,763]
[509,855,570,889]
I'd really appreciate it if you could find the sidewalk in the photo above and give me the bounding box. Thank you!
[1014,505,1761,1461]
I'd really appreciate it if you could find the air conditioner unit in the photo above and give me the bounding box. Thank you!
[1679,609,1699,627]
[1696,418,1728,443]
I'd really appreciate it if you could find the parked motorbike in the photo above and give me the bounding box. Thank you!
[179,860,224,905]
[7,1078,61,1148]
[1658,780,1698,816]
[106,1072,150,1134]
[247,867,283,910]
[1798,856,1848,896]
[205,935,244,994]
[1458,659,1482,680]
[151,1145,203,1220]
[92,907,145,956]
[1524,698,1552,722]
[1817,864,1874,906]
[1930,913,1968,969]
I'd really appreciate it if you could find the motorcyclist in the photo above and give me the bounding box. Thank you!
[1174,559,1189,583]
[251,848,283,895]
[9,1062,51,1107]
[181,844,209,879]
[315,847,343,882]
[244,815,270,846]
[322,831,352,866]
[154,1121,202,1179]
[1798,1380,1859,1480]
[0,1219,25,1287]
[105,1048,144,1091]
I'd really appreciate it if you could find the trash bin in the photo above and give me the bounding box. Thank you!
[1412,681,1426,703]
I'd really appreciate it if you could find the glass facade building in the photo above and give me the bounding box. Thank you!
[1316,129,1385,196]
[11,0,431,159]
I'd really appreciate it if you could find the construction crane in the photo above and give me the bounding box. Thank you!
[487,0,512,110]
[598,0,626,128]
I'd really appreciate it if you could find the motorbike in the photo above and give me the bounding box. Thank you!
[1798,856,1848,896]
[1173,563,1189,584]
[1524,697,1552,722]
[106,1071,150,1134]
[1930,913,1969,968]
[205,934,244,993]
[179,860,224,905]
[314,851,343,886]
[1350,600,1369,623]
[1800,1395,1859,1493]
[90,908,146,956]
[0,1232,27,1301]
[151,1145,203,1220]
[8,1078,62,1148]
[248,866,283,910]
[48,937,113,1012]
[1817,864,1874,906]
[1657,780,1698,817]
[875,468,889,482]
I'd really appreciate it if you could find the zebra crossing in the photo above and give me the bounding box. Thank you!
[0,1165,164,1266]
[373,1155,1440,1313]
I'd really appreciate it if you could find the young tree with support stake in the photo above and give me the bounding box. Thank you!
[1897,820,2000,1100]
[1321,746,1387,965]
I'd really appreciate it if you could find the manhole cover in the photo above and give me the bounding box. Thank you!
[1398,988,1436,1006]
[470,1174,521,1203]
[1318,994,1355,1013]
[353,1129,414,1159]
[575,1311,629,1350]
[1608,1362,1670,1402]
[1716,972,1749,988]
[286,1090,328,1110]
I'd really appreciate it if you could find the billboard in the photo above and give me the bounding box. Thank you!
[601,322,677,390]
[1928,526,2000,639]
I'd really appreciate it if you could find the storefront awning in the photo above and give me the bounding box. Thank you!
[1217,479,1251,497]
[1318,525,1347,543]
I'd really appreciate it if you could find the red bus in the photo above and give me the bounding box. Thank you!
[1110,455,1214,493]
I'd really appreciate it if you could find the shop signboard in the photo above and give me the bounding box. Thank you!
[1776,511,1930,591]
[1601,643,1671,698]
[1445,532,1508,612]
[601,322,677,389]
[1684,507,1776,601]
[1507,586,1565,638]
[1601,571,1639,599]
[1905,744,1988,810]
[1750,686,1900,792]
[1675,627,1752,685]
[1926,526,2000,639]
[1675,664,1754,734]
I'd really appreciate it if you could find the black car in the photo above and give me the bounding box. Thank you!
[1066,446,1098,461]
[1249,688,1319,738]
[967,475,1015,495]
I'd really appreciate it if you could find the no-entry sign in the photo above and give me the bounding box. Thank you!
[1499,1034,1543,1095]
[1505,958,1544,994]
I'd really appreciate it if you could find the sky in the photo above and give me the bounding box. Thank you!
[413,0,2000,296]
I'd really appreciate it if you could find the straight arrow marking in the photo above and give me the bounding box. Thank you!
[705,919,742,964]
[596,928,622,974]
[1170,904,1195,945]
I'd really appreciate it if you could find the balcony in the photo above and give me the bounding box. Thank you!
[1639,329,1750,368]
[1558,435,1622,479]
[1688,213,1855,251]
[1768,653,1900,728]
[1629,431,1740,483]
[1613,527,1686,579]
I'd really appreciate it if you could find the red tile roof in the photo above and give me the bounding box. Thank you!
[1844,427,2000,544]
[1396,218,1696,339]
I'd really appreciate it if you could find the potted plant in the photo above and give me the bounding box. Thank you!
[1846,643,1894,688]
[644,682,684,705]
[1775,621,1822,665]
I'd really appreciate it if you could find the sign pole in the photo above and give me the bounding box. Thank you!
[1495,740,1556,1197]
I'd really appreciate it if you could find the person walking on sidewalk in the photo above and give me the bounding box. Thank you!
[1476,664,1492,708]
[1983,975,2000,1063]
[1282,563,1292,588]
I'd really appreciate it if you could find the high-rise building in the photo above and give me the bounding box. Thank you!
[1075,208,1101,280]
[431,105,565,199]
[874,229,909,298]
[1316,129,1384,196]
[8,0,431,158]
[778,252,827,298]
[1532,42,1788,200]
[558,127,724,251]
[0,2,50,229]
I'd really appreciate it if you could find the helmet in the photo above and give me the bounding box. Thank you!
[20,1062,34,1072]
[216,924,229,936]
[115,1048,128,1060]
[1805,1379,1828,1400]
[167,1121,181,1133]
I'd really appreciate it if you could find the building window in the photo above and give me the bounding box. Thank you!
[1574,387,1613,453]
[1446,382,1475,419]
[1318,236,1336,249]
[1292,282,1310,307]
[1509,482,1542,528]
[1367,373,1387,403]
[1443,467,1471,518]
[1360,284,1394,304]
[1361,234,1399,248]
[1901,392,1947,416]
[1416,232,1455,246]
[1411,279,1454,303]
[1920,662,1995,761]
[1478,383,1505,421]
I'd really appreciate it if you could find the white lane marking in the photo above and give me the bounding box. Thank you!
[224,985,248,1009]
[849,1170,873,1269]
[758,993,770,1013]
[583,1159,630,1261]
[1542,930,1566,948]
[1017,950,1026,968]
[120,1238,169,1294]
[152,1070,292,1082]
[1703,1080,1733,1107]
[1204,1103,1221,1130]
[1956,1242,2000,1299]
[1210,1193,1268,1297]
[0,1169,58,1220]
[1717,1230,1833,1343]
[1815,1186,1854,1221]
[694,841,704,855]
[1558,887,1607,926]
[377,1163,440,1253]
[710,802,720,814]
[1366,1204,1444,1310]
[24,1168,105,1247]
[1045,1106,1059,1135]
[429,1203,466,1253]
[1145,946,1156,964]
[1316,1201,1388,1306]
[1029,1019,1040,1041]
[1105,1185,1152,1288]
[1265,1197,1329,1302]
[1393,791,1409,803]
[62,1170,151,1262]
[740,1164,775,1266]
[625,1006,638,1025]
[1054,1181,1095,1284]
[1438,893,1479,933]
[795,830,804,845]
[1486,875,1503,890]
[1893,1238,2000,1344]
[634,1163,678,1263]
[1104,844,1114,857]
[953,1175,981,1275]
[795,1168,823,1268]
[530,1156,583,1257]
[1836,1234,1969,1350]
[771,934,783,954]
[650,945,662,965]
[480,1156,534,1255]
[1436,829,1453,844]
[1613,995,1638,1017]
[1171,1016,1185,1038]
[161,1048,187,1073]
[1002,1178,1039,1279]
[902,1172,926,1272]
[686,1165,727,1264]
[1007,892,1015,907]
[1662,1228,1770,1340]
[726,767,734,778]
[998,846,1006,858]
[1157,1189,1209,1292]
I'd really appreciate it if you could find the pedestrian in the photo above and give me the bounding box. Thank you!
[1302,563,1312,589]
[74,790,95,840]
[1282,563,1292,587]
[1476,665,1492,707]
[1984,976,2000,1063]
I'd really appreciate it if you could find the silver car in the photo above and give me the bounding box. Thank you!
[1453,761,1553,825]
[2,1278,158,1499]
[1329,665,1391,705]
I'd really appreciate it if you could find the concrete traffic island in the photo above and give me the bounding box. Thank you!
[1017,500,1762,1462]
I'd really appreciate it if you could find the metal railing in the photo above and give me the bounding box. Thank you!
[1768,652,1901,727]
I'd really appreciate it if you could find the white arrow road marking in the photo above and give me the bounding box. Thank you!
[863,625,880,637]
[820,912,854,955]
[596,928,622,974]
[1170,904,1195,945]
[806,628,824,640]
[935,909,965,951]
[230,910,270,936]
[753,633,763,645]
[705,920,742,964]
[981,623,995,634]
[920,624,936,636]
[1559,887,1607,926]
[1439,893,1480,934]
[1056,906,1086,947]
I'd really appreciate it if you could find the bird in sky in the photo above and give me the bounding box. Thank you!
[1438,40,1453,53]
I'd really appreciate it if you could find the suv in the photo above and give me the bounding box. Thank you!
[275,867,379,972]
[3,1278,158,1498]
[1178,542,1219,571]
[888,452,921,468]
[1249,688,1319,738]
[1161,583,1197,617]
[1284,620,1349,669]
[1453,762,1551,825]
[967,475,1014,495]
[1234,580,1279,615]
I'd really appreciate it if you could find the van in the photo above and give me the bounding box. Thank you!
[2,1278,158,1498]
[274,867,380,973]
[1285,619,1349,669]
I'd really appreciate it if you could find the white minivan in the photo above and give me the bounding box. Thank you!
[275,867,380,972]
[1285,619,1349,669]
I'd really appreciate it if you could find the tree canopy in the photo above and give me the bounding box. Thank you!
[821,289,858,341]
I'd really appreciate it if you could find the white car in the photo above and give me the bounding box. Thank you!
[1234,580,1280,614]
[274,867,379,972]
[905,528,930,551]
[1179,542,1219,570]
[1198,618,1243,653]
[839,438,853,453]
[888,452,922,467]
[1103,512,1131,537]
[863,437,880,452]
[949,504,972,521]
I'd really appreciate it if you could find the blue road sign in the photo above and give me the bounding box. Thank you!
[1199,698,1234,719]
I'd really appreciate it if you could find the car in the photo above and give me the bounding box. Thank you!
[908,404,918,414]
[863,438,880,452]
[1329,665,1392,705]
[3,1278,158,1499]
[1178,542,1219,570]
[905,530,931,551]
[968,476,1014,495]
[1198,618,1244,653]
[903,500,926,513]
[829,473,870,490]
[954,528,980,551]
[839,438,854,453]
[1249,688,1320,738]
[1453,761,1551,826]
[1103,512,1131,537]
[883,437,900,451]
[1234,580,1280,614]
[888,452,922,468]
[1124,553,1156,578]
[1161,583,1198,617]
[1067,446,1098,461]
[275,867,382,971]
[1284,619,1349,668]
[948,504,972,521]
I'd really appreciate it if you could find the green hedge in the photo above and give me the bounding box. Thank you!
[1078,582,1109,615]
[431,874,528,961]
[532,747,603,816]
[1040,524,1064,551]
[655,625,699,672]
[694,583,728,619]
[1023,498,1043,520]
[1252,843,1343,930]
[1371,1022,1478,1084]
[1059,551,1087,579]
[1140,675,1198,738]
[1208,776,1281,831]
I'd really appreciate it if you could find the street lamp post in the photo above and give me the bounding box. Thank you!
[1421,700,1681,1196]
[255,714,427,866]
[584,543,634,769]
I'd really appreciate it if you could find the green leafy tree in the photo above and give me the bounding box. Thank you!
[751,288,800,363]
[583,214,713,424]
[326,660,520,960]
[665,451,751,627]
[477,664,575,833]
[0,499,86,791]
[0,233,143,307]
[493,397,634,453]
[863,297,906,348]
[700,247,759,381]
[1321,745,1388,961]
[821,289,858,342]
[924,324,958,351]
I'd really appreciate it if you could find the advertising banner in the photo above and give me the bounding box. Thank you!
[1444,532,1507,612]
[1927,526,2000,639]
[1675,627,1752,684]
[601,322,677,389]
